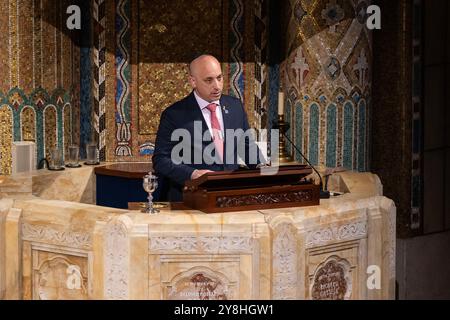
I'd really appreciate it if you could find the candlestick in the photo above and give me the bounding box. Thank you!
[276,114,292,163]
[278,91,285,115]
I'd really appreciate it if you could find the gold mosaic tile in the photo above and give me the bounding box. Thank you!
[0,1,10,92]
[62,21,72,90]
[21,107,36,142]
[63,104,72,158]
[9,0,19,88]
[137,0,223,136]
[0,105,13,175]
[19,0,34,92]
[0,1,78,174]
[55,0,62,88]
[41,0,57,92]
[44,106,57,159]
[33,0,42,88]
[138,63,192,135]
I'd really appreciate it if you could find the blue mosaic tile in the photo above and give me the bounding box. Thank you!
[286,99,292,155]
[57,108,64,159]
[36,109,44,162]
[267,64,280,157]
[139,142,155,156]
[13,109,21,142]
[1,86,73,167]
[343,102,354,169]
[80,46,92,159]
[295,102,303,162]
[309,104,319,165]
[326,104,337,167]
[357,100,366,171]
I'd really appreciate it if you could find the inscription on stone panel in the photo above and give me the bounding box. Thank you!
[311,257,350,300]
[168,272,229,300]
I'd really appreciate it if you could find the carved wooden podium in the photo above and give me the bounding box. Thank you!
[183,165,320,213]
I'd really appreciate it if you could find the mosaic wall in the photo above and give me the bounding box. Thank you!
[279,0,372,170]
[87,0,265,161]
[0,0,373,173]
[0,0,79,175]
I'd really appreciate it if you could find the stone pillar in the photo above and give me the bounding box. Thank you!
[279,0,372,171]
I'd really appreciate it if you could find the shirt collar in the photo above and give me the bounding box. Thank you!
[193,90,220,110]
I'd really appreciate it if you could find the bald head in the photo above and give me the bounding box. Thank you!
[189,55,221,77]
[188,55,223,102]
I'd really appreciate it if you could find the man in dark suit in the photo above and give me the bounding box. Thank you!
[152,54,263,201]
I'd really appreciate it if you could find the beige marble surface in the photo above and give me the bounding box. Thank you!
[0,168,396,300]
[0,164,103,204]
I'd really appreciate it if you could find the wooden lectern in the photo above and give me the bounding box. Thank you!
[183,165,320,213]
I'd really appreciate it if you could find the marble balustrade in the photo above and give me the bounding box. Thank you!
[0,166,395,300]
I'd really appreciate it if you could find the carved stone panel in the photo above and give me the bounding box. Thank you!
[22,222,92,250]
[217,190,313,208]
[104,221,129,300]
[310,256,352,300]
[305,220,367,248]
[33,254,88,300]
[167,267,231,300]
[272,223,297,300]
[149,236,253,254]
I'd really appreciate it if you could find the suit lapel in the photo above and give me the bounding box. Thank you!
[220,96,235,167]
[220,96,233,131]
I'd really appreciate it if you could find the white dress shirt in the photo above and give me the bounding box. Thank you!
[193,90,225,139]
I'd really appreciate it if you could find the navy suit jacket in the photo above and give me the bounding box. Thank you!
[152,91,262,201]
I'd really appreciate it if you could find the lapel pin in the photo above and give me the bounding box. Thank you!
[222,105,229,114]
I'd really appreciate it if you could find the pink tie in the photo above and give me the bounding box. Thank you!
[206,103,224,161]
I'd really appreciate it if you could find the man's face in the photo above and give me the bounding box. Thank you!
[189,58,223,102]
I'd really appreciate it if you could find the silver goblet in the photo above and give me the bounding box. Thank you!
[142,172,159,214]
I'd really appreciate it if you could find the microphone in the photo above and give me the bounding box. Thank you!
[272,121,330,199]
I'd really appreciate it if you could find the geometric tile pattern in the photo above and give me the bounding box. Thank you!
[0,88,74,173]
[92,0,107,160]
[114,0,132,157]
[254,0,269,134]
[0,1,78,174]
[281,0,372,170]
[94,0,257,161]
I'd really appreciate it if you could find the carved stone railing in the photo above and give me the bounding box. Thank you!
[0,171,396,300]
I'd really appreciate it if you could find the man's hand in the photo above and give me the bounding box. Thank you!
[191,169,214,180]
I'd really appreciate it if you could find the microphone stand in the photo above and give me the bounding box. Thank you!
[273,121,330,199]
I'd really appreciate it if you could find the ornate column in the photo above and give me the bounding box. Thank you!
[280,0,372,171]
